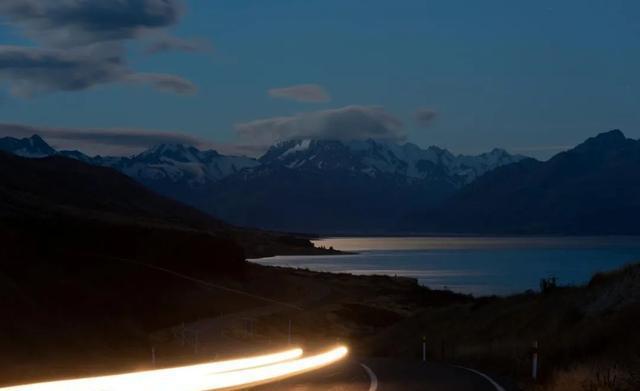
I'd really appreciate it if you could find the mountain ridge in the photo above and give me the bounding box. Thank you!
[202,139,526,233]
[403,129,640,234]
[0,134,526,233]
[3,130,638,235]
[260,138,526,186]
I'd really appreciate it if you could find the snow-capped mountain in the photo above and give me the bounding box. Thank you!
[260,139,526,186]
[202,139,527,233]
[0,134,56,158]
[60,143,260,207]
[111,144,259,186]
[0,135,259,187]
[0,134,528,233]
[1,135,524,190]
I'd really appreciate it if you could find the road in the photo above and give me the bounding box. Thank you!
[252,358,506,391]
[144,263,507,391]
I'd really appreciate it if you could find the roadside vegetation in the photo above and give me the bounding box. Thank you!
[364,262,640,390]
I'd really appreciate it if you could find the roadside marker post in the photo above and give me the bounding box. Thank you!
[532,340,539,381]
[151,346,156,367]
[288,319,292,345]
[422,336,427,362]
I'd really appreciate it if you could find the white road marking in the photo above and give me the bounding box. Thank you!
[456,366,505,391]
[359,363,378,391]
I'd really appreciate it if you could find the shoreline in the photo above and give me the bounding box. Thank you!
[309,233,640,239]
[249,238,640,298]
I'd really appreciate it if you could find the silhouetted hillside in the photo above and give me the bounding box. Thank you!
[205,164,452,233]
[0,151,226,230]
[0,152,334,376]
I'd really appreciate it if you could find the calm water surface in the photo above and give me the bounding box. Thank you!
[252,237,640,296]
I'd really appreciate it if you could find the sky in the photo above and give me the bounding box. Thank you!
[0,0,639,158]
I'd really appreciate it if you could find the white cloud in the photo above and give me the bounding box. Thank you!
[234,105,405,147]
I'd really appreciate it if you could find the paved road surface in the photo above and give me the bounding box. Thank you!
[252,358,505,391]
[151,266,506,391]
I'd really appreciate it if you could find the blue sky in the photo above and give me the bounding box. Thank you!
[0,0,639,158]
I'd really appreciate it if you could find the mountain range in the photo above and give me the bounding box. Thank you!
[3,129,639,235]
[404,129,640,234]
[0,135,525,233]
[203,140,526,232]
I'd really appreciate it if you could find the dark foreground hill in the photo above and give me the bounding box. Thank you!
[404,130,640,234]
[0,152,335,377]
[0,151,226,230]
[0,151,332,257]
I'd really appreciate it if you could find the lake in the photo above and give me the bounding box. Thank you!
[252,236,640,296]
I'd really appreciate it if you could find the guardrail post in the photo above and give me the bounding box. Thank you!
[422,336,427,362]
[532,340,539,381]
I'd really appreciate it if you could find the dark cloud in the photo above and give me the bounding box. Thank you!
[0,122,215,156]
[0,45,126,97]
[414,108,438,127]
[0,0,200,96]
[126,72,196,94]
[0,45,195,96]
[268,84,330,103]
[235,105,405,146]
[0,0,183,47]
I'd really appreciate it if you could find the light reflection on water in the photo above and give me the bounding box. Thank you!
[252,237,640,296]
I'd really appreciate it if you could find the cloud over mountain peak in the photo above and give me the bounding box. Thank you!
[235,105,406,149]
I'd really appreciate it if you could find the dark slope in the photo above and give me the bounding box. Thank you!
[0,151,326,256]
[0,152,327,379]
[0,152,245,375]
[403,130,640,234]
[204,165,453,234]
[0,151,225,230]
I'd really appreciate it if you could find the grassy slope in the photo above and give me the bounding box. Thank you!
[367,263,640,390]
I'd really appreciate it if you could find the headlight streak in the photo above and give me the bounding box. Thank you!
[0,348,303,391]
[180,346,349,391]
[0,346,348,391]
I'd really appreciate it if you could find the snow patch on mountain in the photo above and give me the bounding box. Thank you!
[0,134,526,191]
[117,144,259,185]
[0,135,56,158]
[280,139,311,158]
[261,138,526,185]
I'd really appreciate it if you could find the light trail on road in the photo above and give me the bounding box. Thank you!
[185,346,349,390]
[1,346,348,391]
[0,348,302,391]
